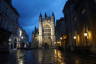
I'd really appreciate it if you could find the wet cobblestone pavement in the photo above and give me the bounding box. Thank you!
[0,49,96,64]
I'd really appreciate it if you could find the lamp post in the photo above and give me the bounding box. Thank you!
[84,32,88,46]
[84,33,88,37]
[73,36,77,47]
[60,37,62,40]
[73,36,76,40]
[8,38,12,49]
[60,37,62,47]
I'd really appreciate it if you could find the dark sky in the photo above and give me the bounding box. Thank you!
[12,0,67,41]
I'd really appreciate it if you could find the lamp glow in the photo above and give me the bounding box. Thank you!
[73,36,76,39]
[60,37,62,40]
[84,33,88,37]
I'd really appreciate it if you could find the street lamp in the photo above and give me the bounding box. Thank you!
[21,36,24,39]
[8,38,12,49]
[84,32,88,37]
[60,37,63,46]
[73,36,77,47]
[84,32,88,46]
[9,38,12,41]
[60,37,62,40]
[73,36,77,40]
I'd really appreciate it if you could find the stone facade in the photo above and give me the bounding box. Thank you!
[38,13,55,47]
[0,0,19,51]
[55,18,65,40]
[0,0,19,33]
[63,0,96,49]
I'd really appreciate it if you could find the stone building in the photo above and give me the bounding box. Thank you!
[38,13,55,47]
[63,0,96,51]
[55,18,67,47]
[55,18,65,40]
[0,0,19,51]
[0,0,19,33]
[31,27,39,48]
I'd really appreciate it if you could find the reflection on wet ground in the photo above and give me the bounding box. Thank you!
[0,49,96,64]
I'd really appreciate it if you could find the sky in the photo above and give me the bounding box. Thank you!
[12,0,67,41]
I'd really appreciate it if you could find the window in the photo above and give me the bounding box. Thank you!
[44,29,51,32]
[44,32,51,36]
[44,24,50,28]
[43,36,51,39]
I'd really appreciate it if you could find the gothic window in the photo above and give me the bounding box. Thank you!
[43,24,51,37]
[44,32,51,36]
[44,29,51,33]
[43,36,51,39]
[43,29,51,37]
[43,24,51,32]
[44,24,50,28]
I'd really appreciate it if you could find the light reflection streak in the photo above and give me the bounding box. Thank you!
[38,50,43,63]
[16,50,24,64]
[54,49,66,64]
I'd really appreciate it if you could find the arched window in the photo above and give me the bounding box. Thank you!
[43,24,51,38]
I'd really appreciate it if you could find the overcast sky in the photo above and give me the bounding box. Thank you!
[12,0,67,41]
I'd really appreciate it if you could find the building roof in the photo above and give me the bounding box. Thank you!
[4,0,19,16]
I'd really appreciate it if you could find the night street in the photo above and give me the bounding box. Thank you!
[1,0,96,64]
[0,49,96,64]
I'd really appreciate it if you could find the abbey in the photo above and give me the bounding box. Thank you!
[38,13,56,47]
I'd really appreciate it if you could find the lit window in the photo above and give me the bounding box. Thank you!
[44,29,51,32]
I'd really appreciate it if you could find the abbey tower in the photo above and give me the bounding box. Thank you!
[38,13,55,47]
